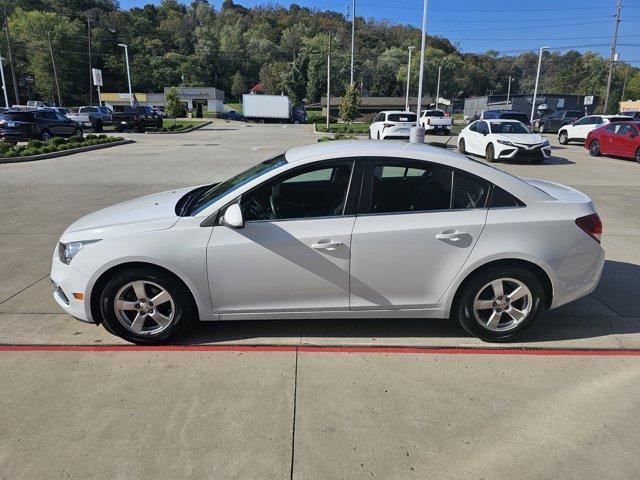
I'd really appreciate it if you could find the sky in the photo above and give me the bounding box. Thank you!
[120,0,640,65]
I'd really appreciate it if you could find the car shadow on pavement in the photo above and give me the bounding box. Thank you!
[177,260,640,346]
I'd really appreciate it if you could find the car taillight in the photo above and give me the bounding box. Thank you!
[382,123,393,129]
[576,213,602,243]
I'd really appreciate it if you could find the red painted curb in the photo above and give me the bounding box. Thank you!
[1,344,640,356]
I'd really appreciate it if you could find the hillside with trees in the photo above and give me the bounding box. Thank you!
[1,0,638,111]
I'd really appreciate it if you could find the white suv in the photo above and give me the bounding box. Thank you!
[369,111,416,140]
[558,115,632,145]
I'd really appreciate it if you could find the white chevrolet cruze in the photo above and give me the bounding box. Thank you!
[458,119,552,163]
[51,141,604,344]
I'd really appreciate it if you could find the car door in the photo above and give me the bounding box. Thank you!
[349,158,489,309]
[570,116,592,139]
[55,112,75,135]
[370,114,382,138]
[465,121,484,154]
[616,124,639,158]
[207,159,360,313]
[600,123,621,155]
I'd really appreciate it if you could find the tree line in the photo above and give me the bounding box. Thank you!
[0,0,638,112]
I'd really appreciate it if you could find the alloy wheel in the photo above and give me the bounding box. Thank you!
[589,141,600,156]
[114,280,175,335]
[472,278,533,332]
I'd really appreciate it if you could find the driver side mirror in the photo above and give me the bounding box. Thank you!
[221,203,244,229]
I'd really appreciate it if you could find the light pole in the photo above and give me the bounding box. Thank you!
[405,46,415,111]
[530,46,549,122]
[118,43,133,107]
[0,53,8,108]
[411,0,428,139]
[350,0,355,84]
[506,75,512,106]
[435,64,442,110]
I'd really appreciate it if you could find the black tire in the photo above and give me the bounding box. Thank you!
[99,267,195,344]
[558,131,568,145]
[94,120,103,133]
[589,140,600,156]
[452,265,546,342]
[458,138,466,154]
[485,143,497,162]
[636,147,640,164]
[539,123,545,134]
[115,125,124,133]
[40,129,52,141]
[74,128,83,139]
[136,122,146,133]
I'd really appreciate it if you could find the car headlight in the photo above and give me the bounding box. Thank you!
[496,139,515,147]
[59,240,101,265]
[541,140,550,147]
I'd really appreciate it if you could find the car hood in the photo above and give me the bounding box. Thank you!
[493,133,545,144]
[61,187,194,241]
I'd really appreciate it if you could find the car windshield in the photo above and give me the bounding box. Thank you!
[388,113,416,122]
[186,154,288,216]
[490,121,531,134]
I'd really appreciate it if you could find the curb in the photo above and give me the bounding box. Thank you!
[0,139,135,164]
[145,120,212,134]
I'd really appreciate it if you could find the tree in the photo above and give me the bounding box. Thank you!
[339,83,360,122]
[231,71,246,100]
[165,86,184,123]
[625,73,640,101]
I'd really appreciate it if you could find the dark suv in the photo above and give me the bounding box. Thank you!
[481,110,531,127]
[0,109,83,144]
[112,106,163,132]
[535,110,582,133]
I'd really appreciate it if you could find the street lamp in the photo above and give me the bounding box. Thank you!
[118,43,133,107]
[411,0,428,140]
[506,75,512,106]
[435,63,442,110]
[0,54,8,108]
[530,46,549,122]
[405,46,415,111]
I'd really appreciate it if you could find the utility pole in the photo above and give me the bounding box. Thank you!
[506,75,512,106]
[435,64,442,110]
[350,0,355,84]
[530,46,549,122]
[603,0,622,114]
[2,0,18,104]
[87,18,93,105]
[413,0,428,132]
[405,46,414,111]
[47,31,62,106]
[326,32,331,130]
[0,53,8,107]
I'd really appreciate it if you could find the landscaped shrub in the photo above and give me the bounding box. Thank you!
[0,136,126,159]
[0,142,13,154]
[85,134,97,141]
[50,137,67,146]
[27,139,44,148]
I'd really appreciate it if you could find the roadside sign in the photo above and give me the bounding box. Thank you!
[92,68,103,87]
[584,95,594,106]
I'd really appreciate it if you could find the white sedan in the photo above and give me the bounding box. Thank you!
[51,141,604,343]
[458,119,551,163]
[369,111,416,140]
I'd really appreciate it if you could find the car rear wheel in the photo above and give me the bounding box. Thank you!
[558,131,568,145]
[485,143,497,162]
[94,120,103,133]
[99,267,195,344]
[589,140,600,156]
[74,128,83,139]
[40,129,52,141]
[636,147,640,164]
[453,265,545,342]
[458,138,466,154]
[539,123,545,133]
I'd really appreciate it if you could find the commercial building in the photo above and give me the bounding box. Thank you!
[317,96,433,116]
[620,100,640,112]
[99,86,225,113]
[463,93,598,119]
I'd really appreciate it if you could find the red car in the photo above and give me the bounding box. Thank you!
[585,120,640,163]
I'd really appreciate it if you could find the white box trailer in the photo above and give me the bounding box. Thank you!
[242,94,291,122]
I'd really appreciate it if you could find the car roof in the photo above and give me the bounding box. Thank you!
[380,110,414,114]
[284,140,550,203]
[484,119,525,123]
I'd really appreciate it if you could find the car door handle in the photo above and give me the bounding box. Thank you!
[311,240,343,250]
[436,230,468,241]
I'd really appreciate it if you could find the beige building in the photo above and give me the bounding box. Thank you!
[99,86,225,113]
[620,100,640,112]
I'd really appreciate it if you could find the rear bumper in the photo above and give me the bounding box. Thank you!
[549,246,605,309]
[424,124,451,132]
[381,127,411,139]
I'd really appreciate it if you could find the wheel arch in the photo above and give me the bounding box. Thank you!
[448,258,554,316]
[89,261,200,325]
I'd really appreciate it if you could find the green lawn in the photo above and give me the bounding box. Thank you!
[159,119,208,132]
[224,103,243,112]
[315,122,370,134]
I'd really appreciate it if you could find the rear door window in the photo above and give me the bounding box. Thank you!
[1,112,34,122]
[387,113,416,122]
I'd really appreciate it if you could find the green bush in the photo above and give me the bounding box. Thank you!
[0,142,14,153]
[20,148,39,157]
[51,137,67,146]
[27,139,44,148]
[85,134,97,140]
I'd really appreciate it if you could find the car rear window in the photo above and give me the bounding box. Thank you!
[0,112,34,122]
[424,110,444,117]
[499,113,529,123]
[387,113,416,122]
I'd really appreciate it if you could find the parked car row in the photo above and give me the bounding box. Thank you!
[0,109,83,144]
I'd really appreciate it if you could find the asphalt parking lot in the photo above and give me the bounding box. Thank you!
[1,123,640,479]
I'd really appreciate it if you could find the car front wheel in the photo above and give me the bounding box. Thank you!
[40,129,52,141]
[453,265,545,342]
[558,131,568,145]
[485,143,497,162]
[589,140,600,156]
[458,138,466,154]
[99,267,195,344]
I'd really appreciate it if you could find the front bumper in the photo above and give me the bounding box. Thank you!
[50,248,93,323]
[498,144,552,160]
